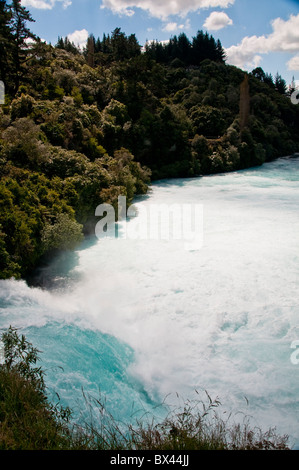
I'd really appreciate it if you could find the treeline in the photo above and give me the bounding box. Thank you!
[251,67,288,95]
[0,0,299,279]
[144,31,226,66]
[0,0,37,94]
[56,28,226,68]
[58,28,141,65]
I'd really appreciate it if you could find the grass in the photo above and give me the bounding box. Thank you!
[70,390,290,451]
[0,327,291,450]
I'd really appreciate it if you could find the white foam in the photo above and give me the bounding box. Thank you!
[0,157,299,445]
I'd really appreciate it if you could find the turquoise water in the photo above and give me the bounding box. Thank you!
[0,156,299,446]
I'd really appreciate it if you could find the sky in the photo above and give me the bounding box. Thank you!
[21,0,299,86]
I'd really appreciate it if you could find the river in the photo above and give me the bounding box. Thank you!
[0,156,298,447]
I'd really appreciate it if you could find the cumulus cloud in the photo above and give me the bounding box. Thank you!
[162,18,191,32]
[225,35,266,69]
[203,11,233,31]
[163,22,181,32]
[67,29,89,49]
[100,0,235,20]
[226,14,299,71]
[22,0,71,8]
[288,56,299,71]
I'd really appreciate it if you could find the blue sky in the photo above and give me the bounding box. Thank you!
[22,0,299,86]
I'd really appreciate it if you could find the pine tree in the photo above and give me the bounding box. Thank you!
[127,33,141,58]
[264,72,274,88]
[216,39,226,63]
[192,30,205,65]
[95,37,102,53]
[274,72,287,95]
[10,0,37,93]
[177,33,191,64]
[111,27,128,61]
[86,34,95,67]
[0,0,13,85]
[56,36,64,49]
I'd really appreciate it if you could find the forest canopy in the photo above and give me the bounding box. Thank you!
[0,0,299,279]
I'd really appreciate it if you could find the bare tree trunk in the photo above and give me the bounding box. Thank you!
[239,74,250,130]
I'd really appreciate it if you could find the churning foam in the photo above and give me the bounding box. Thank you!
[0,157,299,446]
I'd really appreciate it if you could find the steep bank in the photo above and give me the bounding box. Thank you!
[0,3,299,279]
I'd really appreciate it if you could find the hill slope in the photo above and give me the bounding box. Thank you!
[0,2,298,279]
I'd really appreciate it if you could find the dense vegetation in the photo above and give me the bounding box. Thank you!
[0,327,291,450]
[0,0,299,280]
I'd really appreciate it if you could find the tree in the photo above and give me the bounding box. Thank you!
[264,72,274,88]
[127,33,141,58]
[55,36,79,54]
[239,74,250,130]
[251,67,266,82]
[86,34,95,68]
[0,0,13,85]
[216,39,226,62]
[251,67,275,89]
[111,27,127,61]
[10,0,37,93]
[274,72,287,95]
[177,33,191,64]
[144,30,224,66]
[41,213,83,253]
[0,225,20,279]
[190,105,226,137]
[287,76,297,97]
[191,30,224,65]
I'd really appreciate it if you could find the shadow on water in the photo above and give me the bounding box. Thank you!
[151,177,200,188]
[151,155,299,188]
[26,235,99,291]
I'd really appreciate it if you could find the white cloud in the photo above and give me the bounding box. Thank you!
[225,35,266,69]
[288,55,299,71]
[100,0,235,20]
[22,0,71,9]
[62,0,72,7]
[163,22,179,32]
[22,0,53,8]
[162,18,191,32]
[203,11,233,31]
[226,14,299,71]
[68,29,89,49]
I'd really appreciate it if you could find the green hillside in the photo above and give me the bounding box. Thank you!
[1,0,299,279]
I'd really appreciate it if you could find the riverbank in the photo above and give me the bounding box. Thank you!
[1,16,299,281]
[0,327,291,451]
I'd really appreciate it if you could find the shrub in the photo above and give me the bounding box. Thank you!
[10,94,36,121]
[0,227,21,279]
[190,105,226,137]
[0,327,73,450]
[2,118,46,168]
[41,212,84,253]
